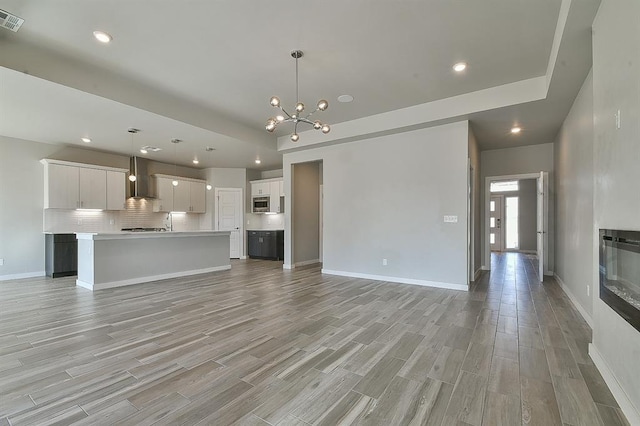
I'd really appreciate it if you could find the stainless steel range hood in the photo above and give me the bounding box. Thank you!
[129,156,155,198]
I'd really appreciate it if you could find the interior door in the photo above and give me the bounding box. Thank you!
[216,188,242,259]
[536,171,549,281]
[489,195,503,252]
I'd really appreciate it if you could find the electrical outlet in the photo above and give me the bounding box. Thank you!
[109,219,115,225]
[0,258,4,266]
[587,285,590,297]
[382,258,388,266]
[77,219,82,225]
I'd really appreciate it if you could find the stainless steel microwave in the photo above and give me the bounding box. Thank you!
[253,196,270,213]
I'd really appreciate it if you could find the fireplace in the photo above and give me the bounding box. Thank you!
[599,229,640,332]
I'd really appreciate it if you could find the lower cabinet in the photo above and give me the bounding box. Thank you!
[248,230,284,260]
[45,234,78,278]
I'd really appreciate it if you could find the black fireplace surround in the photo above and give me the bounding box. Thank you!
[599,229,640,332]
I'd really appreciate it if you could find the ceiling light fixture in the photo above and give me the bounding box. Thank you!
[511,126,522,134]
[453,62,467,72]
[93,30,112,43]
[337,94,354,103]
[127,128,140,182]
[192,159,199,165]
[266,50,330,142]
[255,159,261,164]
[171,139,181,186]
[206,184,212,191]
[81,137,91,143]
[139,148,148,154]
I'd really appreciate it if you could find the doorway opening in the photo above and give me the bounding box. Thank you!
[484,172,549,281]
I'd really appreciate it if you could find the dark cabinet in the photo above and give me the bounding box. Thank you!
[45,234,78,278]
[248,230,284,260]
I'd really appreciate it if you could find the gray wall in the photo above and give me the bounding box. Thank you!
[292,162,320,264]
[201,167,248,232]
[590,0,640,417]
[554,70,594,318]
[283,121,469,287]
[480,143,554,269]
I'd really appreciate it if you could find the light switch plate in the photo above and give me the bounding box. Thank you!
[444,215,458,223]
[0,258,4,266]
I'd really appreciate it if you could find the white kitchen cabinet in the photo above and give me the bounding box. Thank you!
[189,181,206,213]
[270,181,282,213]
[251,181,270,197]
[153,176,175,212]
[152,175,206,213]
[41,159,127,210]
[106,171,126,210]
[250,178,284,213]
[79,167,107,209]
[45,163,80,209]
[173,180,191,212]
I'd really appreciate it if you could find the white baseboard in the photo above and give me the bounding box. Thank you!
[553,274,594,328]
[76,265,231,291]
[321,269,468,291]
[282,264,294,270]
[0,271,46,281]
[481,265,490,271]
[239,255,247,260]
[295,259,320,267]
[589,343,640,426]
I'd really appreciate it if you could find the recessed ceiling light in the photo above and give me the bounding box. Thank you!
[93,31,112,43]
[511,126,522,134]
[206,184,212,191]
[453,62,467,72]
[337,94,354,103]
[255,159,261,164]
[192,159,199,164]
[81,137,91,143]
[139,148,148,154]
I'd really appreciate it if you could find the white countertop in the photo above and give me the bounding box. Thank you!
[75,230,230,240]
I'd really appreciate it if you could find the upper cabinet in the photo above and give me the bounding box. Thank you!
[250,178,284,213]
[151,175,206,213]
[41,159,127,210]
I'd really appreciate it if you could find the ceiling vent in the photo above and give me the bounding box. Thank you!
[0,9,24,32]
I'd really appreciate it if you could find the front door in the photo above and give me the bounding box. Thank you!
[216,188,242,259]
[490,195,503,252]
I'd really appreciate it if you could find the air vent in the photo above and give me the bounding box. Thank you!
[140,145,162,152]
[0,9,24,32]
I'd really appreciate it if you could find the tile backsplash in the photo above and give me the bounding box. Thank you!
[43,198,202,233]
[246,213,285,230]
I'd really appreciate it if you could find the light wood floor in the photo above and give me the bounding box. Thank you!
[0,253,629,425]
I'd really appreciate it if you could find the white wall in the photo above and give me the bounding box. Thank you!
[480,143,554,269]
[554,70,594,319]
[590,0,640,421]
[283,121,469,289]
[0,136,58,279]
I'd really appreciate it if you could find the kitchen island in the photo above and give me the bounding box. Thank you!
[75,231,230,291]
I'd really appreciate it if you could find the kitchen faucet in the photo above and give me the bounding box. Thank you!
[164,213,173,232]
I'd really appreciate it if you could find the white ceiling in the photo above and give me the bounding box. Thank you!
[0,0,600,169]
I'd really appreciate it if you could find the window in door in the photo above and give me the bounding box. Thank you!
[505,196,519,249]
[490,196,503,252]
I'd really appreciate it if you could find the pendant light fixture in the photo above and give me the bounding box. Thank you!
[266,50,330,142]
[171,138,181,186]
[128,128,140,182]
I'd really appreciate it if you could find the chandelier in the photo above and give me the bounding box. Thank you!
[265,50,330,142]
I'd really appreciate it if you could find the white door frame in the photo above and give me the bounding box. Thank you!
[214,187,244,259]
[467,161,474,285]
[484,173,541,270]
